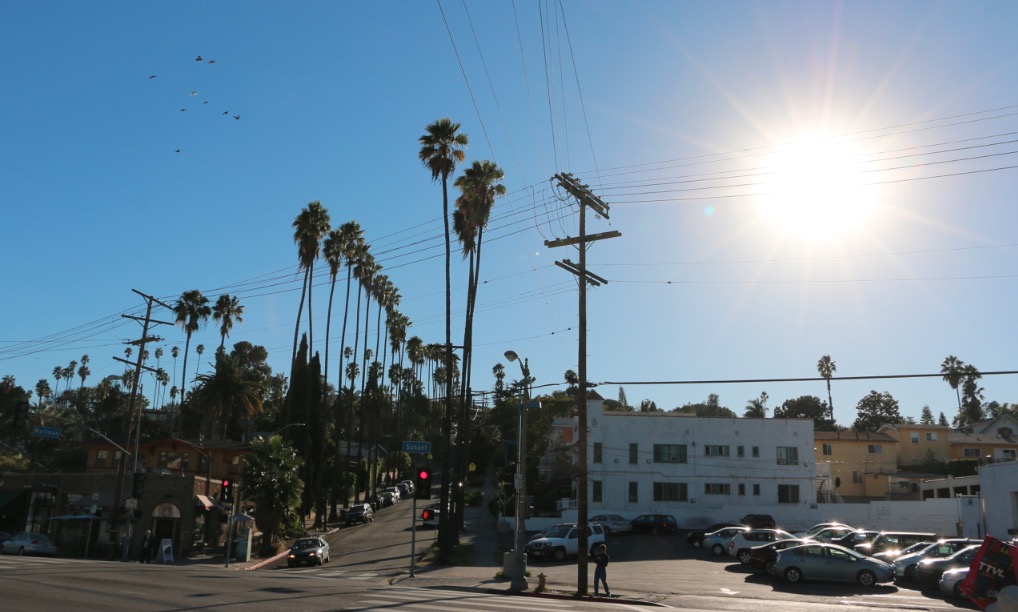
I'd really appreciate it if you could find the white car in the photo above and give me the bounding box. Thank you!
[938,567,968,598]
[704,526,749,555]
[525,523,606,561]
[589,514,633,536]
[728,529,795,564]
[383,486,401,502]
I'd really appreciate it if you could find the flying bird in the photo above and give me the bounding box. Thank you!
[195,55,203,62]
[175,149,181,153]
[233,115,240,120]
[180,108,187,112]
[222,111,229,115]
[148,75,157,79]
[207,59,216,64]
[190,91,198,96]
[203,100,208,105]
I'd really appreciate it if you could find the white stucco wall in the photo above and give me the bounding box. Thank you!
[979,460,1018,540]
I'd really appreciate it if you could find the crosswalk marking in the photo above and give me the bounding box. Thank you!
[344,586,639,611]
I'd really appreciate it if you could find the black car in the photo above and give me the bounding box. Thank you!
[747,538,812,574]
[740,514,776,529]
[831,529,879,549]
[287,537,330,567]
[630,514,678,535]
[343,503,374,526]
[686,522,745,548]
[914,544,981,587]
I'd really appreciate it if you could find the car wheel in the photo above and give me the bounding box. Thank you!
[953,582,963,598]
[692,540,701,548]
[712,543,725,555]
[17,547,24,556]
[553,547,566,562]
[903,565,915,581]
[784,567,803,584]
[738,550,752,565]
[857,570,877,587]
[765,560,776,575]
[603,527,611,536]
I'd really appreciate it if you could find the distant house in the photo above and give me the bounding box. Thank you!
[813,430,899,501]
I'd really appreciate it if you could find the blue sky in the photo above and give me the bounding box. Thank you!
[3,1,1018,427]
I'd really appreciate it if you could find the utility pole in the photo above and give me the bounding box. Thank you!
[546,173,619,595]
[110,289,173,562]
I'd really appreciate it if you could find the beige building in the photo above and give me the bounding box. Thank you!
[814,430,899,501]
[878,423,951,466]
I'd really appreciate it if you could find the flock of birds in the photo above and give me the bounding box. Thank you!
[151,55,240,153]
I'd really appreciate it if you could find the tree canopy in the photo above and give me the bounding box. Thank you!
[853,390,903,432]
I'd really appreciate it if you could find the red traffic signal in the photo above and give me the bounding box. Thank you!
[419,470,429,480]
[422,509,431,520]
[416,469,431,499]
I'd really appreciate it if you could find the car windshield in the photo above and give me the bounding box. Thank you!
[348,506,364,514]
[545,526,571,539]
[292,539,319,550]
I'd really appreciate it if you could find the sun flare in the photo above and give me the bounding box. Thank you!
[756,136,878,238]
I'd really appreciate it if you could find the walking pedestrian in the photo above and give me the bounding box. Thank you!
[593,542,611,597]
[139,529,153,563]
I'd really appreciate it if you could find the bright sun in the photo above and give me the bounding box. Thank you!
[756,135,878,238]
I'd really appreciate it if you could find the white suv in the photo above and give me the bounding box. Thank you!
[525,523,606,561]
[728,529,794,564]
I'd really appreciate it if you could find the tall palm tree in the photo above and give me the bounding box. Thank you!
[212,294,245,352]
[336,223,365,401]
[173,289,212,404]
[816,355,836,422]
[745,391,769,418]
[940,355,965,412]
[191,353,264,439]
[291,201,332,364]
[77,354,91,389]
[322,227,345,397]
[419,118,468,557]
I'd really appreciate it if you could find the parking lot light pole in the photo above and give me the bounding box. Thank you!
[504,350,529,592]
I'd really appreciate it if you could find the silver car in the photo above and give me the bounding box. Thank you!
[0,532,58,557]
[938,567,968,598]
[774,543,893,586]
[589,514,632,536]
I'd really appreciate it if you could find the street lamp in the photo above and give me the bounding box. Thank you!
[504,350,530,592]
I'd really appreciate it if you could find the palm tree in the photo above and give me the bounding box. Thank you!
[940,355,965,412]
[172,289,212,404]
[291,201,332,364]
[243,435,304,557]
[336,223,365,400]
[322,227,345,398]
[816,355,836,422]
[35,379,52,408]
[191,353,264,439]
[77,354,91,389]
[419,118,468,557]
[744,392,769,418]
[212,294,245,352]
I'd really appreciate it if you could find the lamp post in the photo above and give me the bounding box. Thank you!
[504,350,530,592]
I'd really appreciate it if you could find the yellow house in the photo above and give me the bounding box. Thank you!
[947,431,1018,463]
[878,423,951,466]
[815,430,899,501]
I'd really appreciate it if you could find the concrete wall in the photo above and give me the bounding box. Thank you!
[980,461,1018,540]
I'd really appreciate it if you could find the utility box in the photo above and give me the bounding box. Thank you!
[502,551,527,578]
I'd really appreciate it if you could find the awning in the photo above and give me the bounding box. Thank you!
[196,495,216,510]
[49,514,98,521]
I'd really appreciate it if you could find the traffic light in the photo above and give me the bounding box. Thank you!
[415,468,431,499]
[131,472,147,498]
[421,508,431,521]
[221,479,233,503]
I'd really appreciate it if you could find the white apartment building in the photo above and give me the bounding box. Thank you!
[579,398,816,519]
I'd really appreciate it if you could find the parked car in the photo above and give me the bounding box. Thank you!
[740,514,776,529]
[630,514,678,535]
[915,544,982,588]
[380,491,398,507]
[400,479,415,495]
[343,503,374,526]
[686,522,745,548]
[831,529,879,549]
[0,532,10,544]
[892,538,981,581]
[796,522,853,539]
[854,531,937,556]
[525,523,606,561]
[395,482,412,498]
[774,543,894,586]
[287,537,330,567]
[383,486,401,502]
[703,526,750,555]
[938,566,969,598]
[872,540,931,564]
[589,514,632,536]
[0,532,57,557]
[747,538,814,574]
[728,529,795,564]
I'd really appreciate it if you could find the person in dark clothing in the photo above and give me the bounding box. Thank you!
[593,543,611,597]
[139,530,153,563]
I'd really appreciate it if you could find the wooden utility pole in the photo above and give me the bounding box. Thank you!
[546,173,619,595]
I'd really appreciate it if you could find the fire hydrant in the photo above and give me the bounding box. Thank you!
[536,573,547,592]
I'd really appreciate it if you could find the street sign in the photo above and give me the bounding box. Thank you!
[31,425,61,439]
[402,440,431,454]
[125,498,137,510]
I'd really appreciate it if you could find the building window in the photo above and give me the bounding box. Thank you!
[738,483,746,496]
[1002,449,1017,460]
[653,444,687,463]
[593,442,602,463]
[867,444,883,454]
[963,448,981,458]
[910,432,920,444]
[737,445,745,457]
[852,471,863,484]
[752,484,760,496]
[653,482,687,502]
[629,443,638,464]
[752,446,760,458]
[777,446,799,465]
[822,443,832,456]
[704,483,731,495]
[95,449,109,468]
[158,451,190,471]
[926,432,938,441]
[777,484,800,503]
[704,445,730,457]
[628,481,638,503]
[592,480,602,503]
[198,454,210,473]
